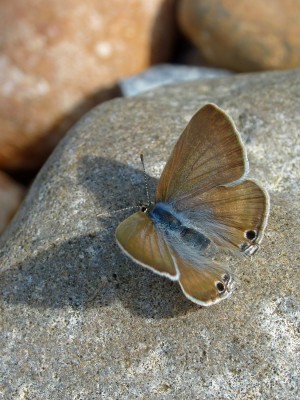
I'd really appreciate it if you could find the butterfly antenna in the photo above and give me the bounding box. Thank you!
[97,154,150,217]
[140,153,151,204]
[96,205,136,217]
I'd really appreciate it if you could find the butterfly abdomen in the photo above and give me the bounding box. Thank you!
[180,227,210,251]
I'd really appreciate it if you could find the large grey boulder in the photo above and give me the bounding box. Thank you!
[1,69,299,399]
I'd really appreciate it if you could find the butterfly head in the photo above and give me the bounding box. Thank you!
[136,200,154,214]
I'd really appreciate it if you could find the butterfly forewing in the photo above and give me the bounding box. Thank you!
[156,103,248,203]
[115,211,178,280]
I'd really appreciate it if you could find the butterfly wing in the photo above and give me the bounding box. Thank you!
[116,211,232,306]
[156,103,249,202]
[174,179,270,256]
[172,251,233,306]
[115,211,178,280]
[155,103,269,255]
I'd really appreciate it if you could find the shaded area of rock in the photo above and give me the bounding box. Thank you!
[0,171,25,235]
[178,0,300,72]
[0,69,299,399]
[0,0,175,171]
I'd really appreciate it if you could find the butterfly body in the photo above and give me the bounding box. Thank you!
[115,104,269,306]
[149,202,212,258]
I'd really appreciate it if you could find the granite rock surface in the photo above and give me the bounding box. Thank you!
[1,69,299,399]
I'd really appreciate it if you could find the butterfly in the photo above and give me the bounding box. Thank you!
[115,103,269,306]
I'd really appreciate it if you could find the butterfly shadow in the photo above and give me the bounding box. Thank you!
[78,155,198,318]
[0,155,197,319]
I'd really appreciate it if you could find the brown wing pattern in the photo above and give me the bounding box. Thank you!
[156,104,248,203]
[115,212,178,279]
[174,180,269,255]
[116,211,233,306]
[172,251,232,306]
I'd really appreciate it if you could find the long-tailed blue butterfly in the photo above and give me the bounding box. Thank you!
[115,104,269,306]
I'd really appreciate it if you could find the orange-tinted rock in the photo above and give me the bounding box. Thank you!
[0,171,25,235]
[0,0,175,171]
[178,0,300,72]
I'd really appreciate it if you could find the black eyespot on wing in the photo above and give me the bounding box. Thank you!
[222,274,230,284]
[216,281,225,293]
[240,242,248,252]
[240,242,259,256]
[245,230,257,241]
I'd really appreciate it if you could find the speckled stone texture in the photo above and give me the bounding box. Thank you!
[0,69,299,399]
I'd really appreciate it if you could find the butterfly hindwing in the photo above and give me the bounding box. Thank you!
[173,179,270,256]
[172,250,232,306]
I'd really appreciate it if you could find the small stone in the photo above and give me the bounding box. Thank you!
[119,64,232,96]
